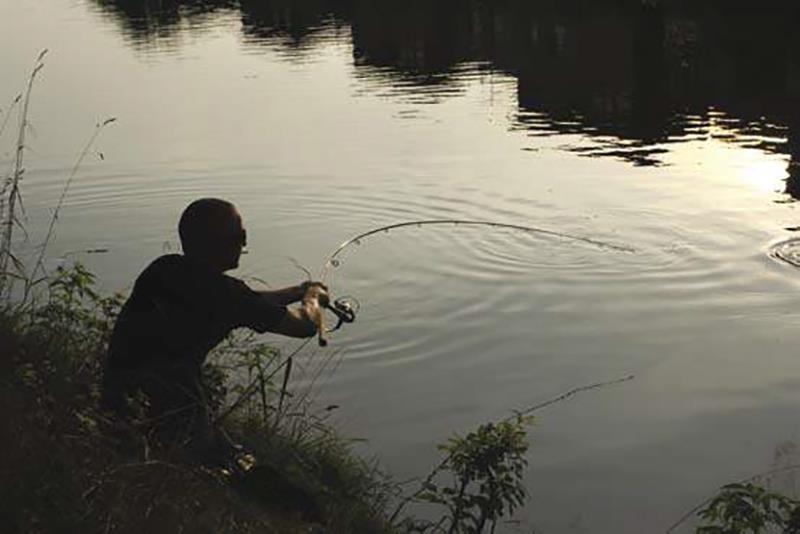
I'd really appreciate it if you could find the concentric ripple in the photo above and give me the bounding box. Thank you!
[769,238,800,267]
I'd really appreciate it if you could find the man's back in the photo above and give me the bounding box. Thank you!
[99,199,327,463]
[102,254,286,414]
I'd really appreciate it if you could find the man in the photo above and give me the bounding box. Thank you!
[101,198,327,459]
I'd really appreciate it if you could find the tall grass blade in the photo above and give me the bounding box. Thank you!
[0,52,46,295]
[0,94,22,142]
[27,117,117,294]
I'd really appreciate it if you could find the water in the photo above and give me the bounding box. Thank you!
[3,1,800,532]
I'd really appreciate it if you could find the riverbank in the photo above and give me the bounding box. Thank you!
[0,264,397,534]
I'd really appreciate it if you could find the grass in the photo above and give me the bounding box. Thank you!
[0,264,399,534]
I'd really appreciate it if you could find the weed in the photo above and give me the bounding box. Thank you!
[0,50,115,304]
[0,51,46,292]
[695,482,800,534]
[397,417,532,534]
[1,262,398,533]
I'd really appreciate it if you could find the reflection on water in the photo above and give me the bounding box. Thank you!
[93,0,800,192]
[93,0,239,48]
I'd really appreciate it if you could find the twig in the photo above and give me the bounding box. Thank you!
[506,374,635,421]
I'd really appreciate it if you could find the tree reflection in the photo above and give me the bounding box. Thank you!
[238,0,346,50]
[93,0,800,195]
[93,0,237,46]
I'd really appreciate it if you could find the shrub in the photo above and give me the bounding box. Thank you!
[695,482,800,534]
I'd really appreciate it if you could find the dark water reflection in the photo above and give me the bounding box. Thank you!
[94,0,800,192]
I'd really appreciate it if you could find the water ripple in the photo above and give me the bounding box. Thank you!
[769,238,800,268]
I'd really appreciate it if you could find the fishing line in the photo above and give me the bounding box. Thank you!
[320,219,635,282]
[219,222,634,436]
[235,219,634,404]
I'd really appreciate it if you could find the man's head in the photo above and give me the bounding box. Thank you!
[179,198,247,272]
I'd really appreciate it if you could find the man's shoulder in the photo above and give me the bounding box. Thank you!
[134,254,257,303]
[140,254,248,294]
[132,254,187,292]
[138,254,191,279]
[145,254,186,272]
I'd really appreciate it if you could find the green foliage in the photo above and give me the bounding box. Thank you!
[696,482,800,534]
[1,263,398,534]
[0,264,124,534]
[33,262,123,352]
[413,417,532,534]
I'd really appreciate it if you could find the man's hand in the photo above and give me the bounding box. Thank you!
[259,281,327,306]
[300,281,329,307]
[259,281,331,342]
[300,280,328,294]
[301,282,330,346]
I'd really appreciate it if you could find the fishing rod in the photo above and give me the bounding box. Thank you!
[232,219,635,423]
[314,218,634,341]
[320,218,636,282]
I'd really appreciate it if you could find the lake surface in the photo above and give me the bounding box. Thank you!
[3,1,800,532]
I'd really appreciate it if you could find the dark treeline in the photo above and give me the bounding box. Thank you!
[94,0,800,193]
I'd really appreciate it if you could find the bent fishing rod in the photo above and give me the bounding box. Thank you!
[321,218,634,280]
[314,218,634,342]
[226,219,635,421]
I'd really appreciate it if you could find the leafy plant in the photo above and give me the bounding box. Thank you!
[33,263,123,343]
[696,482,800,534]
[412,416,532,534]
[1,261,397,534]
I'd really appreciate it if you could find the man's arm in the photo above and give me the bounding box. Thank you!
[258,281,327,306]
[258,285,304,306]
[267,306,318,338]
[262,284,330,339]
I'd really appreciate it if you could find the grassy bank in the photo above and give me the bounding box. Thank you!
[0,265,397,534]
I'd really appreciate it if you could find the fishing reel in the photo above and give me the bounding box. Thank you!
[324,296,358,333]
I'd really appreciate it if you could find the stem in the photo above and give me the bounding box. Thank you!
[278,355,293,415]
[506,374,635,421]
[0,55,45,280]
[257,360,269,423]
[475,478,496,533]
[447,478,469,534]
[0,94,21,144]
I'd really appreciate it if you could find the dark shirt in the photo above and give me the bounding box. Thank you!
[107,254,286,374]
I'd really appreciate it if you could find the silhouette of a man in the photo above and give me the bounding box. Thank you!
[101,198,326,455]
